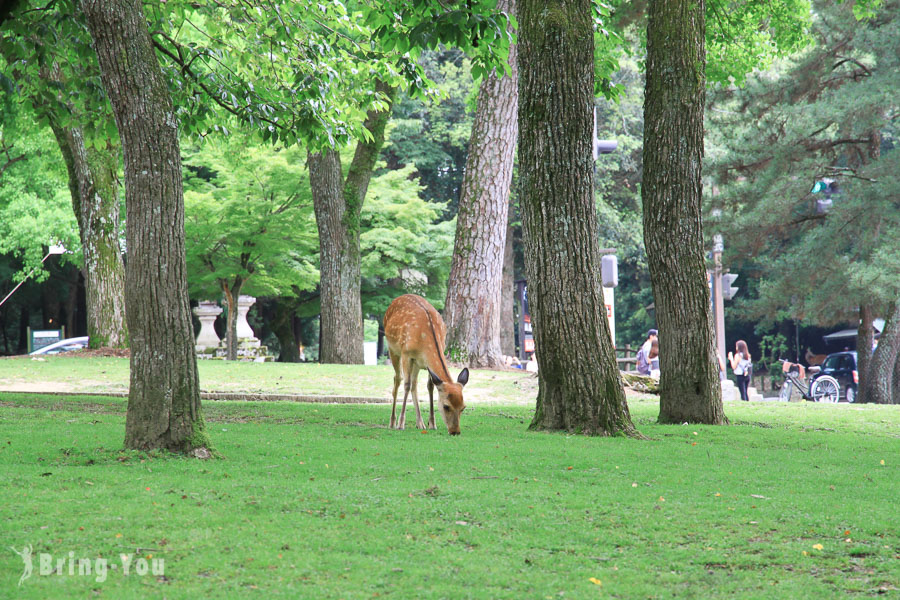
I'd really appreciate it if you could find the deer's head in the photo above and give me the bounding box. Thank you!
[428,367,469,435]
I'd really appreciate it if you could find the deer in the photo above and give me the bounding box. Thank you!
[383,294,469,435]
[805,348,827,366]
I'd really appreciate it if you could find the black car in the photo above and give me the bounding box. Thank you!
[810,351,858,403]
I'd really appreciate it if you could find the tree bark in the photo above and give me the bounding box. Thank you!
[499,217,516,356]
[855,304,874,403]
[49,124,128,348]
[82,0,207,453]
[642,0,725,424]
[519,0,638,436]
[892,349,900,404]
[862,301,899,404]
[443,0,518,369]
[308,81,395,364]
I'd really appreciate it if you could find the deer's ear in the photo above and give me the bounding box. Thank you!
[456,368,469,387]
[428,368,443,387]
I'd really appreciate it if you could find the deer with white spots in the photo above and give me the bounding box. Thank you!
[384,294,469,435]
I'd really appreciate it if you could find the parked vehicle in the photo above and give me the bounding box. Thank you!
[29,336,89,355]
[809,351,858,403]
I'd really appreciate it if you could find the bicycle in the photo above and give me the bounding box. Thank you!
[779,359,840,403]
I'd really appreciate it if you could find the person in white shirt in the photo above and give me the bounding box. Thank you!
[728,340,752,401]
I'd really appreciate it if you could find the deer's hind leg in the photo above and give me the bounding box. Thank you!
[389,350,402,429]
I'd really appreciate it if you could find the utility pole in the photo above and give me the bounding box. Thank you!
[712,234,725,363]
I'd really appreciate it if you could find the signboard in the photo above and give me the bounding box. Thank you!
[29,328,64,353]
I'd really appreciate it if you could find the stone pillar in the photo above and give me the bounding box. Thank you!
[193,301,223,350]
[236,295,260,347]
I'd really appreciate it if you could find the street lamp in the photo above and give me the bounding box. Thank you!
[0,243,67,309]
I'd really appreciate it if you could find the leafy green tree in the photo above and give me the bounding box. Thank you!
[0,105,78,277]
[183,136,319,360]
[359,163,456,344]
[708,0,900,403]
[0,11,128,348]
[383,48,476,212]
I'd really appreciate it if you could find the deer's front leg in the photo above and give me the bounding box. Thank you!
[410,368,426,430]
[427,378,436,429]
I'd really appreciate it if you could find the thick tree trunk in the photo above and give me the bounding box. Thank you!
[519,0,638,436]
[855,304,874,403]
[82,0,207,453]
[308,148,364,364]
[863,302,899,404]
[50,124,128,348]
[443,0,518,369]
[499,217,516,356]
[308,81,395,364]
[642,0,724,424]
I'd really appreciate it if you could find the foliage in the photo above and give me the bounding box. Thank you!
[360,163,456,320]
[382,48,475,214]
[707,0,900,328]
[758,332,789,387]
[0,101,78,282]
[182,135,319,301]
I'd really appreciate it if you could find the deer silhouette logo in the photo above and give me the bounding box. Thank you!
[10,545,33,586]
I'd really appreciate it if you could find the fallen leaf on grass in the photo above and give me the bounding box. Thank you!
[880,460,885,465]
[588,578,602,586]
[812,543,824,550]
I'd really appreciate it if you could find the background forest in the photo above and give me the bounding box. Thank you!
[0,0,896,380]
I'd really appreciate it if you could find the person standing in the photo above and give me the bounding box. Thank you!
[649,338,660,379]
[636,329,658,375]
[728,340,752,401]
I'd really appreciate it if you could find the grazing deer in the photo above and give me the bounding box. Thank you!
[805,348,827,366]
[384,294,469,435]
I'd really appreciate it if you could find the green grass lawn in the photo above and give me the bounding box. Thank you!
[1,391,898,598]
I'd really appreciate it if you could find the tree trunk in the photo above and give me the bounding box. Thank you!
[443,0,518,369]
[855,304,874,403]
[499,217,516,356]
[892,350,900,404]
[272,298,301,363]
[308,81,395,365]
[642,0,724,424]
[519,0,638,436]
[220,279,244,361]
[862,301,899,404]
[82,0,207,453]
[308,148,363,364]
[50,124,128,348]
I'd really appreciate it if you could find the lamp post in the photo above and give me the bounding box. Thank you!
[0,244,67,309]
